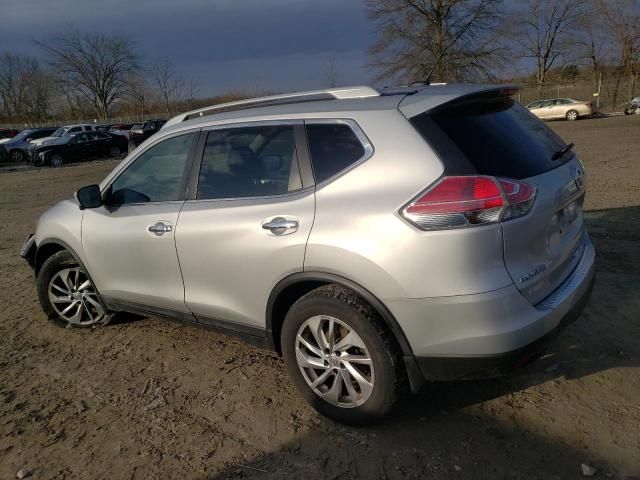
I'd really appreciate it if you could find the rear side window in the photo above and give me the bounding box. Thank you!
[197,125,302,200]
[410,97,568,179]
[306,123,365,183]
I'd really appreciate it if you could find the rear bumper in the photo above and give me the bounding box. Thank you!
[387,236,595,382]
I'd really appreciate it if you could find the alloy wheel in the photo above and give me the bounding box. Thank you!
[50,155,63,167]
[295,315,374,408]
[10,150,23,162]
[48,267,106,326]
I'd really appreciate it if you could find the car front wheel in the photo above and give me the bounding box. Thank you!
[36,251,112,328]
[10,150,24,162]
[49,154,63,167]
[281,285,402,424]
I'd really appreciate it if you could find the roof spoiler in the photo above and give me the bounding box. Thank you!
[398,84,521,118]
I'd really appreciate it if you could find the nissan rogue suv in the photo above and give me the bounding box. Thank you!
[21,84,595,424]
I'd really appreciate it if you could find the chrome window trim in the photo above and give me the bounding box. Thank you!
[201,119,304,132]
[183,185,315,205]
[304,118,374,188]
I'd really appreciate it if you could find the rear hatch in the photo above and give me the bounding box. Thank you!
[405,89,587,305]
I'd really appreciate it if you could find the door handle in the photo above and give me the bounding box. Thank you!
[148,222,172,236]
[261,217,298,235]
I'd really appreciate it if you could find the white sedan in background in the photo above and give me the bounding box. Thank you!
[527,98,593,121]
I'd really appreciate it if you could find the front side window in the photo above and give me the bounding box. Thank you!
[109,133,196,205]
[306,123,365,183]
[197,124,301,200]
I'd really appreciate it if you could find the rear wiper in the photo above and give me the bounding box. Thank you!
[551,142,575,161]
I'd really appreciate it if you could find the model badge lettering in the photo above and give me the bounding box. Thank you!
[520,264,547,283]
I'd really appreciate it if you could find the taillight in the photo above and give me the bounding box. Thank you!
[401,176,537,230]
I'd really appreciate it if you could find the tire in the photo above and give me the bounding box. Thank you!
[281,284,403,424]
[566,109,579,121]
[109,146,121,158]
[50,154,63,168]
[36,251,112,328]
[10,150,23,162]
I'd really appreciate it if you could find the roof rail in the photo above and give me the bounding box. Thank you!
[162,86,380,129]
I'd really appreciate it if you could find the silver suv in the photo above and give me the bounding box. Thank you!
[21,84,595,424]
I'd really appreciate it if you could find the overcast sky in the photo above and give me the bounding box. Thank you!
[1,0,376,96]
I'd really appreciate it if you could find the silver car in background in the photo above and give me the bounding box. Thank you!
[22,84,595,424]
[527,98,593,121]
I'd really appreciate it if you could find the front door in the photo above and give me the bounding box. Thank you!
[176,122,315,331]
[82,131,199,312]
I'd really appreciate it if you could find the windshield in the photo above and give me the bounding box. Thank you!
[12,130,36,141]
[51,127,71,137]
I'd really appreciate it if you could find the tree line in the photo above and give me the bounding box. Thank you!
[1,0,639,125]
[0,27,200,125]
[367,0,639,105]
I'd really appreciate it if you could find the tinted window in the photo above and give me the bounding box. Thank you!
[110,133,196,204]
[197,125,301,200]
[306,123,365,183]
[32,129,55,139]
[411,97,568,179]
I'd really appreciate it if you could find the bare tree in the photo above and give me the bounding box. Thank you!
[366,0,506,84]
[598,0,640,105]
[149,58,197,117]
[37,28,137,120]
[126,74,152,120]
[519,0,585,96]
[324,58,340,88]
[0,53,54,123]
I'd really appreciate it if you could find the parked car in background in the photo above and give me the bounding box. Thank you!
[128,119,165,151]
[527,98,592,121]
[624,97,640,115]
[29,131,127,167]
[0,128,20,141]
[108,123,136,141]
[0,128,57,162]
[30,124,97,147]
[21,84,594,424]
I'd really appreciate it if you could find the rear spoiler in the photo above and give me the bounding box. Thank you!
[398,84,521,118]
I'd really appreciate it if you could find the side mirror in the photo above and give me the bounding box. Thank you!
[26,138,32,142]
[76,184,102,209]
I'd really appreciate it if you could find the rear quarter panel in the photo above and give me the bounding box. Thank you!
[304,110,514,300]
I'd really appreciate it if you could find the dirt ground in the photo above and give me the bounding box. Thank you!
[0,115,639,480]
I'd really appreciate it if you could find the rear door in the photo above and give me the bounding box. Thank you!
[175,121,315,331]
[409,93,587,305]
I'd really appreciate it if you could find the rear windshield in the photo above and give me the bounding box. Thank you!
[411,96,570,179]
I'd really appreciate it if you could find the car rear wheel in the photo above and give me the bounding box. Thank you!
[566,109,579,121]
[281,285,402,424]
[50,154,63,167]
[36,251,112,328]
[109,146,121,158]
[10,150,24,162]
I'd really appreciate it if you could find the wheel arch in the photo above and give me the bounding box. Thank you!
[266,272,413,357]
[35,238,109,312]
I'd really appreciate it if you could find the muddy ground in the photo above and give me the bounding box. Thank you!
[0,115,639,479]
